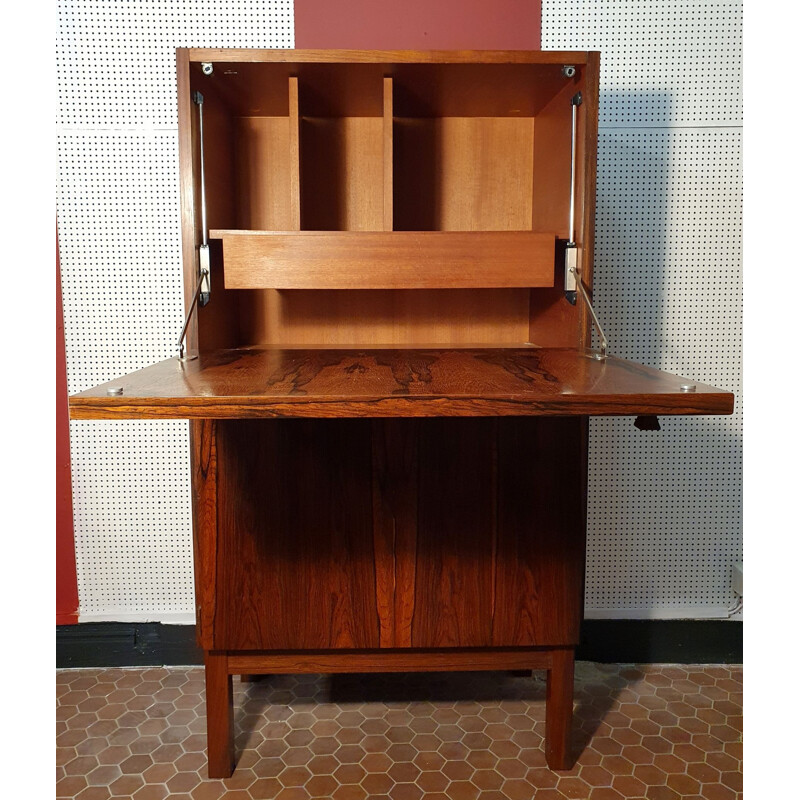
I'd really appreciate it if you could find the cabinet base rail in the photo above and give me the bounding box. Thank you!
[204,645,576,778]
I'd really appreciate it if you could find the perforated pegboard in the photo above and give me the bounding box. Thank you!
[544,0,742,617]
[69,421,194,620]
[57,131,184,392]
[544,0,742,128]
[57,0,293,622]
[57,0,294,128]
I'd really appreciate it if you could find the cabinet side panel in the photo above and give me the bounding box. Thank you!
[492,417,586,646]
[528,71,592,348]
[577,52,600,351]
[177,49,199,354]
[215,419,380,650]
[411,419,497,648]
[190,419,218,649]
[189,75,242,351]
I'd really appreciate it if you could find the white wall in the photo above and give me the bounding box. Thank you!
[544,0,743,618]
[57,1,294,622]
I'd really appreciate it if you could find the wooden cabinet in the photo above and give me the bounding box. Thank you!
[69,49,734,778]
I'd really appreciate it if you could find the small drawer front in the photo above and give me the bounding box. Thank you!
[211,230,556,290]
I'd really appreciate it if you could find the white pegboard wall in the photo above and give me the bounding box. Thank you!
[544,0,742,617]
[57,131,183,393]
[544,0,742,128]
[70,421,194,620]
[594,127,742,385]
[57,0,294,622]
[57,0,293,128]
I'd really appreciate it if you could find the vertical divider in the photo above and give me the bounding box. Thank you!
[383,77,393,232]
[288,76,301,231]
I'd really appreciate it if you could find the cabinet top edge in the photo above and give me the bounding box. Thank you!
[181,48,597,65]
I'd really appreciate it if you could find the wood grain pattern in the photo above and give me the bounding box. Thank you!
[492,418,586,646]
[227,648,555,674]
[189,49,594,65]
[211,230,555,289]
[241,288,530,347]
[196,416,587,652]
[546,647,576,769]
[205,651,234,778]
[383,77,393,231]
[233,116,295,230]
[190,420,218,650]
[371,420,418,647]
[177,48,199,356]
[288,76,301,229]
[299,118,384,231]
[70,346,736,420]
[412,419,497,647]
[393,118,534,231]
[193,58,581,118]
[214,419,380,651]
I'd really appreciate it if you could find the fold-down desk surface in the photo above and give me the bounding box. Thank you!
[69,346,734,420]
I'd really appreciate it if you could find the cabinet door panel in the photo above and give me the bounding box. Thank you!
[215,419,379,650]
[208,417,585,651]
[491,417,586,646]
[411,419,497,647]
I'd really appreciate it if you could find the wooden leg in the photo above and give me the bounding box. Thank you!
[545,647,575,770]
[205,651,235,778]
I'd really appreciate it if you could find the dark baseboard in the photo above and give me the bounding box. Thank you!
[56,622,204,669]
[56,620,742,670]
[576,619,742,664]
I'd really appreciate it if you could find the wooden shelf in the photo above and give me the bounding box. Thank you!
[69,346,734,420]
[211,231,556,290]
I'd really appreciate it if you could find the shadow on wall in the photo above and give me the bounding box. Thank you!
[586,90,742,620]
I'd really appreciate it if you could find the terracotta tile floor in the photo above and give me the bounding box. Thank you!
[56,663,742,800]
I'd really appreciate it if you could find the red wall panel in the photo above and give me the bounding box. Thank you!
[57,240,79,624]
[294,0,541,50]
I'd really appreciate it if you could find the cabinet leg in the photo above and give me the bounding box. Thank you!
[205,651,235,778]
[545,647,575,770]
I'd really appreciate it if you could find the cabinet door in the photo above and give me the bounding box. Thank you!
[214,419,380,650]
[375,418,586,649]
[491,417,586,646]
[203,417,585,651]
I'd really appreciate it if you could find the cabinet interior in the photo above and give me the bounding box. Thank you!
[188,59,587,350]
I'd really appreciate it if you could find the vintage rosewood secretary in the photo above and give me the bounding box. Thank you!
[69,49,734,778]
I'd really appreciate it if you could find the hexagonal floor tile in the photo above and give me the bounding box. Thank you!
[56,663,742,799]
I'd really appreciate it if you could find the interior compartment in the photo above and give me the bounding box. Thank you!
[187,57,585,348]
[300,116,385,231]
[393,116,535,231]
